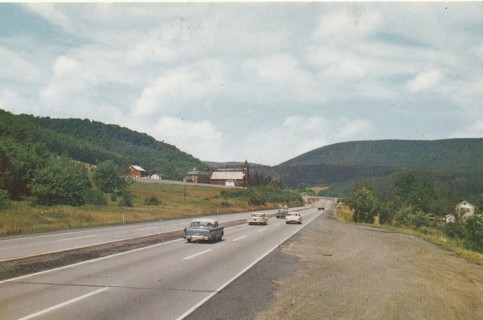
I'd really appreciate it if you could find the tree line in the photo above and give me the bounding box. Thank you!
[346,172,483,253]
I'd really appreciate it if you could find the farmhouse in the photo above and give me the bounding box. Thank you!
[445,200,477,223]
[209,161,249,187]
[183,168,210,184]
[150,173,163,180]
[128,165,148,178]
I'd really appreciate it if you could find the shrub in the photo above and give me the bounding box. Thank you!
[221,201,232,208]
[0,189,10,210]
[83,189,107,206]
[442,222,467,239]
[249,194,266,206]
[378,203,395,225]
[119,191,134,207]
[347,182,379,223]
[144,196,160,206]
[31,156,91,206]
[465,215,483,252]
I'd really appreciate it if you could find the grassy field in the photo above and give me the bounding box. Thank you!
[335,204,483,266]
[0,182,290,236]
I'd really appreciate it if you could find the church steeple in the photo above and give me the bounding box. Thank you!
[243,160,249,186]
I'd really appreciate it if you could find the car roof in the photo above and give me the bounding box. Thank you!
[191,218,218,223]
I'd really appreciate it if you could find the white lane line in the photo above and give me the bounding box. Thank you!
[175,209,325,320]
[57,235,96,242]
[18,287,109,320]
[183,249,212,261]
[232,235,247,242]
[135,227,157,231]
[257,228,267,232]
[0,238,184,285]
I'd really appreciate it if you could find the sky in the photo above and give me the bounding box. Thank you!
[0,2,482,166]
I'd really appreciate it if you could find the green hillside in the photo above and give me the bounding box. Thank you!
[275,139,483,200]
[280,139,483,171]
[0,109,205,187]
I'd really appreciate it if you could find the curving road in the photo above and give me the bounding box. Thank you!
[0,206,322,320]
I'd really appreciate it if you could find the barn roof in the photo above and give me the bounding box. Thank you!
[210,171,244,180]
[130,165,146,172]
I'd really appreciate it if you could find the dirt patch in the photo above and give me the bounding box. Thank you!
[255,209,483,320]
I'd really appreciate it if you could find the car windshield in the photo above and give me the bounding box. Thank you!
[190,221,213,227]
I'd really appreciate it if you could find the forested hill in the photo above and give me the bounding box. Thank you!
[275,139,483,188]
[0,109,206,180]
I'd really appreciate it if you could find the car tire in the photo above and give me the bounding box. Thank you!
[187,239,191,243]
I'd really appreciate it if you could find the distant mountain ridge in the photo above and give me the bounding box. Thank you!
[275,139,483,188]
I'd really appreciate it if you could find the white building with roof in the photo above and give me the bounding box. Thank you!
[209,161,249,187]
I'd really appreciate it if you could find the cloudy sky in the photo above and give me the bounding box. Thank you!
[0,2,482,165]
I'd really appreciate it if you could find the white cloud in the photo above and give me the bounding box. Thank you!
[23,4,72,31]
[153,116,224,160]
[240,116,374,165]
[40,55,86,104]
[450,120,483,138]
[0,47,42,83]
[2,3,482,165]
[313,9,381,41]
[132,60,225,116]
[407,69,442,92]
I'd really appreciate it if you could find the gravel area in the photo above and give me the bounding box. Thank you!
[186,207,483,320]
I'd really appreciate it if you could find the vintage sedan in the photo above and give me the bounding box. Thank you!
[247,212,268,225]
[183,218,224,243]
[276,205,289,218]
[285,212,302,224]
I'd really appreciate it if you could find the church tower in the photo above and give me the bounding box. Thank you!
[242,160,249,186]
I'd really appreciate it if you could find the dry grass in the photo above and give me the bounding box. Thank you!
[335,203,353,223]
[0,182,276,236]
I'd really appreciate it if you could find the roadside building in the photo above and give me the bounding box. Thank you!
[445,200,477,223]
[183,168,210,184]
[455,201,476,221]
[209,161,249,187]
[128,165,148,178]
[150,173,163,180]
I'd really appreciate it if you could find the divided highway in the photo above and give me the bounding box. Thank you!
[0,206,323,320]
[0,210,280,262]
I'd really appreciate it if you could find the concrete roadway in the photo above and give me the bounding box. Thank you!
[0,207,322,320]
[0,209,290,262]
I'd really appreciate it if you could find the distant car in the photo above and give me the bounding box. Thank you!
[285,212,302,224]
[183,218,224,243]
[276,206,289,218]
[247,212,268,225]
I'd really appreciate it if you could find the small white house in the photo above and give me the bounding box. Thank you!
[446,201,477,223]
[455,201,476,221]
[150,174,163,180]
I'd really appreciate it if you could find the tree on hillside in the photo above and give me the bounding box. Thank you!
[248,172,271,186]
[93,160,127,193]
[347,182,379,223]
[269,178,283,189]
[394,173,433,212]
[0,139,47,199]
[31,156,91,206]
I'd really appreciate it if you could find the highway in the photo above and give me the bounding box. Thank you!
[0,210,284,262]
[0,206,322,320]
